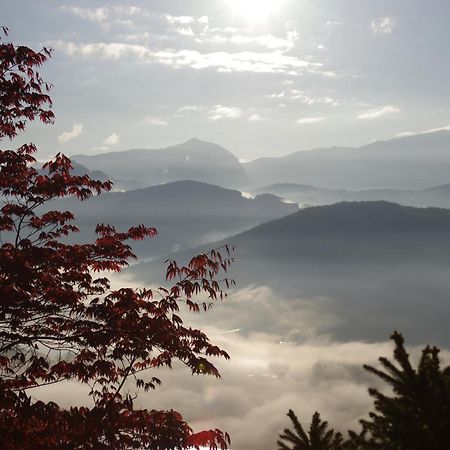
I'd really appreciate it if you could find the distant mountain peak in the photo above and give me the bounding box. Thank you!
[183,137,204,144]
[174,138,227,151]
[73,138,249,188]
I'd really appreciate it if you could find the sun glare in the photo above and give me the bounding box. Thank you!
[228,0,281,24]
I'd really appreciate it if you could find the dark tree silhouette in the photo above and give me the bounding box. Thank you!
[0,28,232,449]
[279,332,450,450]
[277,410,346,450]
[356,331,450,450]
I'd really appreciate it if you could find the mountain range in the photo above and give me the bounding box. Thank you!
[245,130,450,189]
[73,138,249,189]
[132,201,450,345]
[53,180,297,258]
[250,182,450,209]
[72,130,450,192]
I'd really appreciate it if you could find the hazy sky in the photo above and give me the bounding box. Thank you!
[2,0,450,159]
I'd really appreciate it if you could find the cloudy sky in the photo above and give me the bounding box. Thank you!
[2,0,450,159]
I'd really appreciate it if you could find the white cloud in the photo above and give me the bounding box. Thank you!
[145,116,169,126]
[249,114,265,122]
[176,27,195,37]
[208,105,243,121]
[123,32,151,42]
[370,16,396,35]
[203,33,297,51]
[174,105,207,118]
[49,40,319,75]
[166,14,196,25]
[395,123,450,138]
[312,69,338,78]
[103,132,120,146]
[419,123,450,134]
[62,5,143,24]
[58,123,83,143]
[289,90,338,106]
[357,105,400,120]
[177,105,205,113]
[62,6,109,23]
[395,131,415,138]
[267,91,285,99]
[296,117,326,124]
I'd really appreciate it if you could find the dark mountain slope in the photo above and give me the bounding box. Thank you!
[53,180,297,258]
[132,201,450,345]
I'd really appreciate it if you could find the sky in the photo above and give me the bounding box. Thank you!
[2,0,450,159]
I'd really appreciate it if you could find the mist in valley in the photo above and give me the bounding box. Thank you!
[3,0,450,448]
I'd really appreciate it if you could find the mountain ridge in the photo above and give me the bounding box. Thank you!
[245,130,450,189]
[73,138,249,189]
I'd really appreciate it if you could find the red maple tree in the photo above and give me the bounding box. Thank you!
[0,28,232,449]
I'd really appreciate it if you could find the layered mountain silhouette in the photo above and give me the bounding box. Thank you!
[251,181,450,209]
[72,131,450,191]
[70,162,146,191]
[245,130,450,189]
[54,180,297,258]
[133,201,450,345]
[73,138,249,188]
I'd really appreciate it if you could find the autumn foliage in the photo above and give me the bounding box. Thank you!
[0,28,232,449]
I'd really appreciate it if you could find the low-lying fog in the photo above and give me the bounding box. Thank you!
[33,264,450,450]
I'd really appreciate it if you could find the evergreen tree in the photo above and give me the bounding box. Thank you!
[277,409,346,450]
[356,331,450,450]
[279,332,450,450]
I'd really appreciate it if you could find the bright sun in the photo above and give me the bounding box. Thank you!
[228,0,281,24]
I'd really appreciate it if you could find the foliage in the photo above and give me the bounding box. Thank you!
[357,331,450,449]
[279,332,450,450]
[0,28,232,449]
[277,410,346,450]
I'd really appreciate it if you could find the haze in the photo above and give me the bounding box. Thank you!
[3,1,450,449]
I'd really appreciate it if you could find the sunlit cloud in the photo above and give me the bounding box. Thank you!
[228,0,285,24]
[49,40,321,75]
[174,105,207,118]
[296,116,326,124]
[267,92,285,99]
[208,105,243,121]
[103,132,120,146]
[199,32,297,51]
[58,123,83,143]
[166,14,196,25]
[248,114,265,122]
[289,90,338,106]
[62,6,109,23]
[395,123,450,138]
[357,105,400,120]
[144,116,169,126]
[370,16,396,35]
[176,27,195,37]
[61,5,143,26]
